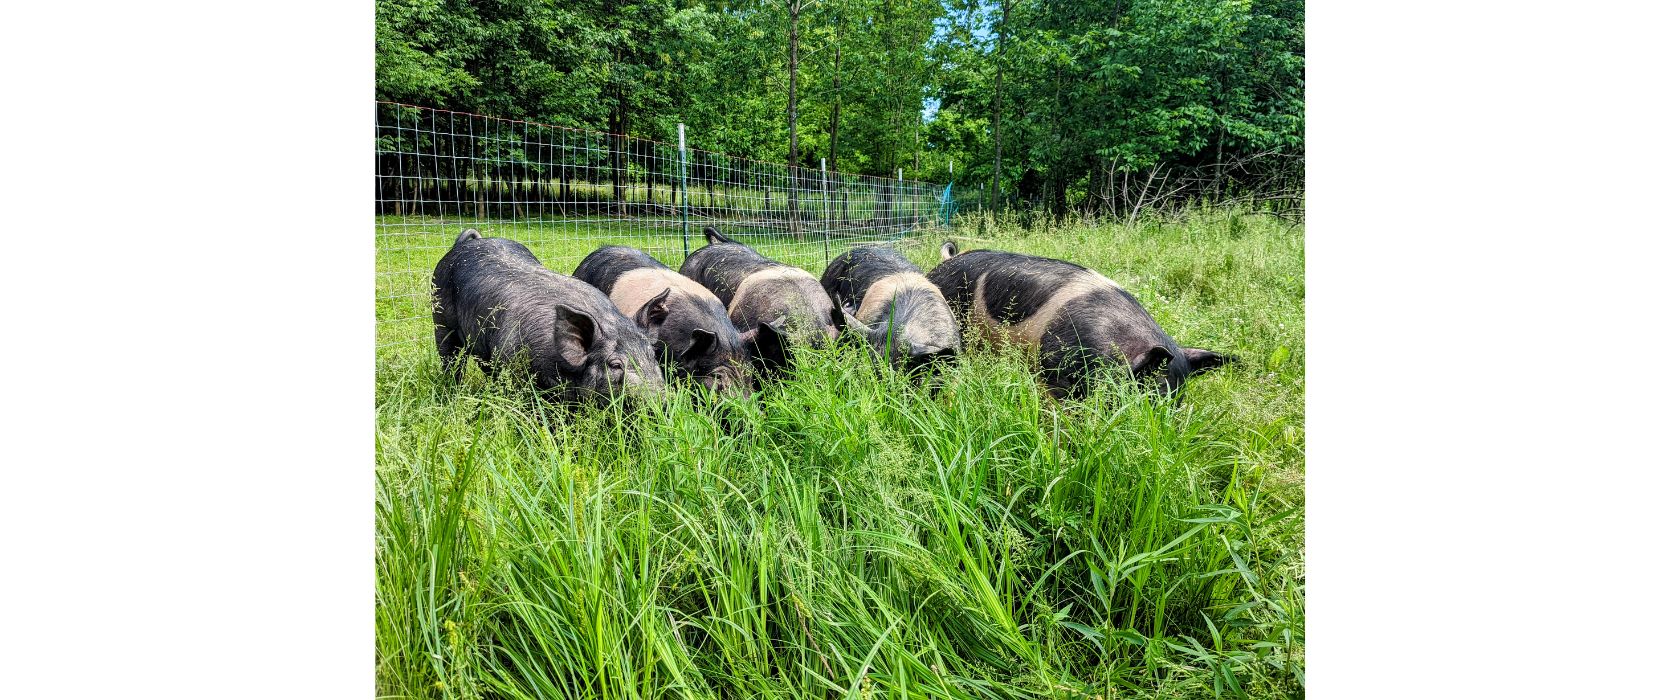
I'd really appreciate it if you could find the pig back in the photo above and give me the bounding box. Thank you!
[678,243,779,308]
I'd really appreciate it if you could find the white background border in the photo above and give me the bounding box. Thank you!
[2,1,1677,696]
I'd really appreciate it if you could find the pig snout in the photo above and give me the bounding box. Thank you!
[903,346,957,374]
[621,362,669,402]
[700,365,752,401]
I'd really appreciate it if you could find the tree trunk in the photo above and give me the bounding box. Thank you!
[912,118,921,174]
[705,158,715,214]
[612,88,627,218]
[883,0,900,174]
[829,14,843,169]
[787,1,802,236]
[643,140,654,215]
[876,180,890,233]
[446,150,461,219]
[787,4,799,170]
[560,160,572,217]
[991,1,1011,214]
[1213,128,1225,205]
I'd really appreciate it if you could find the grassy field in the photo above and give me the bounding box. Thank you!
[375,210,1305,698]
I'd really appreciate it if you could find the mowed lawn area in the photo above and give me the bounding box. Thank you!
[375,211,1305,698]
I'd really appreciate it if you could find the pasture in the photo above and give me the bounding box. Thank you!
[375,211,1305,698]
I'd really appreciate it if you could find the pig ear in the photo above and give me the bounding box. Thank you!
[837,293,860,317]
[635,288,672,328]
[829,292,846,328]
[1181,347,1231,376]
[828,292,867,335]
[939,240,959,261]
[703,226,735,245]
[553,304,598,368]
[1128,345,1173,375]
[842,310,872,337]
[747,320,792,373]
[683,328,717,360]
[738,316,782,344]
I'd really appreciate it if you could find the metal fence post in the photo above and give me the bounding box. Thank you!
[678,123,690,256]
[821,158,830,260]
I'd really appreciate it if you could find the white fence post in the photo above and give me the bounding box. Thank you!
[821,158,830,259]
[678,122,689,255]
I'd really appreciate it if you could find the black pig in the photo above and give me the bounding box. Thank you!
[573,245,764,396]
[820,245,960,372]
[432,229,666,405]
[678,227,857,372]
[926,241,1230,398]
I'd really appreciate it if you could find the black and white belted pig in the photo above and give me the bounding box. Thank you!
[925,241,1232,399]
[820,245,960,372]
[678,227,861,374]
[572,245,757,396]
[431,229,667,406]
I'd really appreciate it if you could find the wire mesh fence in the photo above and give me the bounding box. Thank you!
[376,101,963,353]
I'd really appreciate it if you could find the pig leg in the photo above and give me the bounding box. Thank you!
[435,327,470,380]
[432,279,466,380]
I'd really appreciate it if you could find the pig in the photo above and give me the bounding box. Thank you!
[678,227,858,373]
[572,245,760,396]
[925,240,1231,399]
[820,245,961,372]
[431,229,666,405]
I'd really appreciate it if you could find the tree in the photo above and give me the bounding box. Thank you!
[991,0,1015,213]
[374,0,1304,219]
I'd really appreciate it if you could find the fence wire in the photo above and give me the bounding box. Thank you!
[376,101,959,352]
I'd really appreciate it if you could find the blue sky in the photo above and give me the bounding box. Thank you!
[920,1,1001,122]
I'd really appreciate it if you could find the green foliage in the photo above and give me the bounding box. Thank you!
[376,214,1305,697]
[931,0,1303,215]
[375,0,1302,215]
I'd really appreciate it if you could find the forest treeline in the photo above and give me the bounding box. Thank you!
[376,0,1303,220]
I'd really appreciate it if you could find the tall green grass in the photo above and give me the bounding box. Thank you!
[376,211,1304,698]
